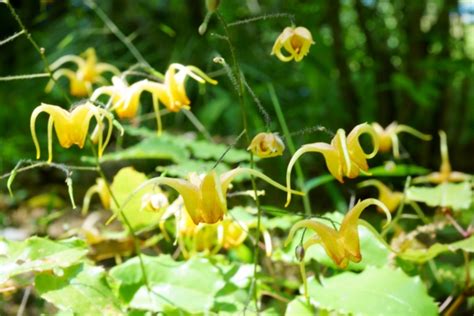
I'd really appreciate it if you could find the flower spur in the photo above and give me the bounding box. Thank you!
[47,48,120,97]
[286,123,379,206]
[285,198,391,268]
[30,102,114,162]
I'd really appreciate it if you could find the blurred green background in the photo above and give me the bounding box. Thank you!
[0,0,473,182]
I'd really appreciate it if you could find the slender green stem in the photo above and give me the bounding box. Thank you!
[89,143,152,293]
[0,73,49,81]
[268,83,312,216]
[0,29,24,46]
[4,2,71,104]
[216,11,263,313]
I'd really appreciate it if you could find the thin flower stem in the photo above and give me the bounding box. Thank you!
[215,11,263,313]
[89,143,152,294]
[0,30,24,46]
[4,2,71,104]
[1,160,98,180]
[0,73,50,81]
[227,13,295,27]
[182,109,214,142]
[268,83,312,216]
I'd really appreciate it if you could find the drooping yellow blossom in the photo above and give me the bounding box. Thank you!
[372,122,431,159]
[413,131,471,184]
[48,48,120,97]
[271,26,314,62]
[91,64,217,134]
[82,178,111,215]
[286,198,391,268]
[358,179,404,213]
[124,167,304,225]
[30,102,114,162]
[248,132,285,158]
[286,123,379,206]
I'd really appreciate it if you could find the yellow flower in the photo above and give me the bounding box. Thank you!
[286,123,379,206]
[247,132,285,158]
[125,167,304,225]
[271,26,314,62]
[358,179,403,213]
[220,218,248,250]
[82,178,111,215]
[48,48,120,97]
[30,102,114,162]
[413,131,471,184]
[372,122,431,158]
[285,198,391,268]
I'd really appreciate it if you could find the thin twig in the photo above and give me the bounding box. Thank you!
[227,13,295,27]
[0,30,24,46]
[0,73,49,81]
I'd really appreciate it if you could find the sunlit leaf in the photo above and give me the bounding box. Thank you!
[285,297,313,316]
[0,237,87,284]
[35,263,122,315]
[109,255,226,314]
[399,235,474,263]
[306,266,438,316]
[273,212,390,270]
[407,182,472,210]
[110,167,163,231]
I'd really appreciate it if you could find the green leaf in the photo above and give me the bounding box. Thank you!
[110,167,163,231]
[187,140,251,163]
[110,255,226,314]
[35,264,122,315]
[157,160,230,178]
[307,266,438,316]
[273,212,390,271]
[0,237,87,284]
[399,235,474,263]
[285,297,314,316]
[407,182,472,210]
[83,137,189,163]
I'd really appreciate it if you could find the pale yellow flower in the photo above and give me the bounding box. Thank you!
[358,179,403,213]
[271,26,314,62]
[372,122,431,158]
[248,132,285,158]
[413,131,471,184]
[48,48,120,97]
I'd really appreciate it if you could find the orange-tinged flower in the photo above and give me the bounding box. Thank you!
[90,76,144,119]
[358,179,403,213]
[30,102,114,162]
[286,123,379,206]
[248,132,285,158]
[372,122,431,158]
[82,178,111,215]
[271,26,314,62]
[48,48,120,97]
[285,198,391,268]
[413,131,471,184]
[125,167,304,225]
[91,64,216,135]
